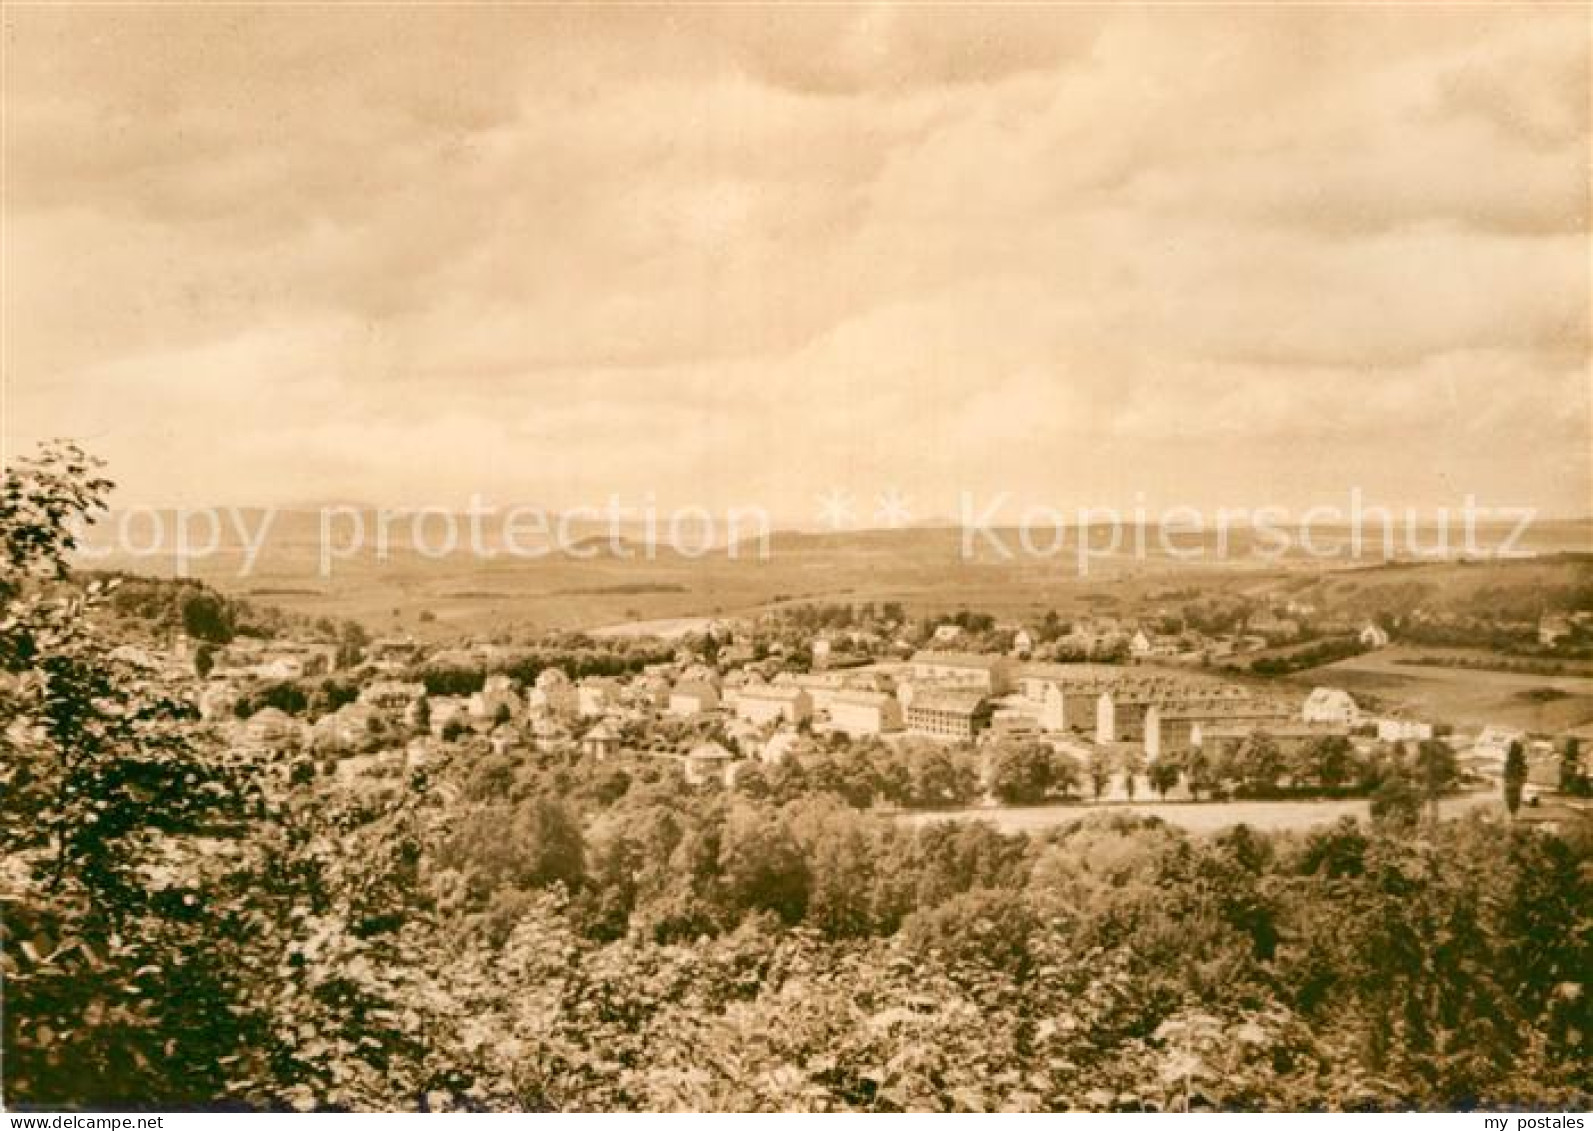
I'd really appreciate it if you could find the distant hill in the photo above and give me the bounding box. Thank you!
[71,508,1590,637]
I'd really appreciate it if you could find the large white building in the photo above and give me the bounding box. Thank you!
[734,684,813,726]
[826,690,903,737]
[1376,718,1433,743]
[668,681,720,717]
[1143,699,1295,761]
[580,719,621,759]
[469,680,523,722]
[1040,684,1068,732]
[359,680,426,709]
[905,691,990,741]
[1302,687,1360,726]
[909,651,1012,694]
[783,671,850,711]
[531,669,579,716]
[1470,725,1526,765]
[684,740,736,785]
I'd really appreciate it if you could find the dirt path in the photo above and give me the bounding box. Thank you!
[899,791,1500,836]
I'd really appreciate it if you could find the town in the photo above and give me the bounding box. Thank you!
[6,0,1589,1112]
[107,579,1593,829]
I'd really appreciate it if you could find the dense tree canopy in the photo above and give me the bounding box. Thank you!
[1,444,1588,1112]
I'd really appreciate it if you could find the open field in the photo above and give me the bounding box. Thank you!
[1383,647,1593,679]
[588,616,723,639]
[901,791,1503,837]
[79,514,1591,641]
[1295,646,1593,733]
[77,529,1329,638]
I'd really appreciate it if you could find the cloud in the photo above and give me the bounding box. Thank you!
[2,5,1587,518]
[713,5,1101,96]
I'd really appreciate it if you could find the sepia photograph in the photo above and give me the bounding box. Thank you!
[1,0,1590,1117]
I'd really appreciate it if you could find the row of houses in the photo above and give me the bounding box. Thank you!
[652,654,1000,742]
[993,614,1394,665]
[203,611,1578,800]
[173,633,340,681]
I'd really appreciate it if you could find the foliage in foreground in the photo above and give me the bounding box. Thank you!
[1,443,1589,1111]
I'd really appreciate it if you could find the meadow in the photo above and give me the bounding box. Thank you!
[901,791,1503,838]
[80,513,1592,643]
[1298,647,1593,733]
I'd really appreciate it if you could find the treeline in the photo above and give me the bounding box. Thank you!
[1248,635,1366,676]
[769,601,907,633]
[727,731,1456,812]
[90,571,259,644]
[4,444,1590,1113]
[322,752,1592,1110]
[224,640,679,715]
[86,571,371,666]
[412,643,677,697]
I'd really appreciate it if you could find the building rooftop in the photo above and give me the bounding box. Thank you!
[1161,701,1293,722]
[910,650,1007,670]
[829,689,896,708]
[1200,722,1350,740]
[737,684,809,701]
[908,690,988,714]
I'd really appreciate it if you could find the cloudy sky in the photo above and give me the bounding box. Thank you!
[3,4,1588,521]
